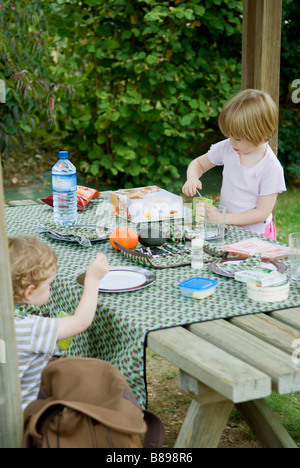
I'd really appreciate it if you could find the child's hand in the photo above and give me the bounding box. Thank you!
[205,204,223,223]
[58,253,110,340]
[85,253,109,283]
[182,178,202,197]
[195,201,206,220]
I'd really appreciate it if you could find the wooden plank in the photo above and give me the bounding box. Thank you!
[188,320,300,394]
[0,163,23,448]
[270,308,300,330]
[236,399,297,448]
[179,371,230,405]
[174,397,233,449]
[229,313,299,354]
[147,327,271,404]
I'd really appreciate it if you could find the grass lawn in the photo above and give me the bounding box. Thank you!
[276,185,300,244]
[268,185,300,446]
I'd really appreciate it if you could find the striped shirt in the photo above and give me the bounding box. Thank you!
[14,313,61,410]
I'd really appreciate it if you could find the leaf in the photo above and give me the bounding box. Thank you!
[79,141,89,151]
[97,135,106,144]
[189,99,198,109]
[90,163,99,176]
[85,0,99,5]
[146,54,158,65]
[141,101,153,112]
[19,124,32,133]
[121,30,132,40]
[179,115,192,126]
[80,114,92,122]
[130,14,138,25]
[110,111,120,121]
[165,49,173,60]
[106,39,120,49]
[195,5,206,17]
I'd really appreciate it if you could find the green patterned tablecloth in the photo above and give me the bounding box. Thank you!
[5,201,300,408]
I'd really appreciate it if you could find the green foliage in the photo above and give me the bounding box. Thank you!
[278,0,300,183]
[49,0,243,189]
[0,0,71,158]
[1,0,299,188]
[278,106,300,185]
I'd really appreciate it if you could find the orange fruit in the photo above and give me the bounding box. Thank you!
[109,227,139,250]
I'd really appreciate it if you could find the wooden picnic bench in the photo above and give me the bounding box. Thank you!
[148,308,300,448]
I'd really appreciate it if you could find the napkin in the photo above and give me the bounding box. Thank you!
[37,222,108,247]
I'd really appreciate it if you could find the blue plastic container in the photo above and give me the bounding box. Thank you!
[179,277,218,300]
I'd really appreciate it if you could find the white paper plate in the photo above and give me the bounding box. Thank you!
[247,282,290,302]
[76,266,156,293]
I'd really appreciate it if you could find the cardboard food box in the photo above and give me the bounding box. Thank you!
[234,267,287,287]
[109,186,184,223]
[192,196,213,223]
[222,237,290,260]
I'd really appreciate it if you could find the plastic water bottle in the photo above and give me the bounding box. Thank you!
[191,235,204,270]
[52,151,77,226]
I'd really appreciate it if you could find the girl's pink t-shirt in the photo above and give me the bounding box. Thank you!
[207,139,287,234]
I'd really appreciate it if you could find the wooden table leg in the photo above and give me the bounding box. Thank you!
[175,398,234,448]
[174,371,234,448]
[236,399,298,448]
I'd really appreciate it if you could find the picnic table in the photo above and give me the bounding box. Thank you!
[5,195,300,448]
[148,309,300,448]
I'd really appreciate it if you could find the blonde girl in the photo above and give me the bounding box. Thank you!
[182,89,286,240]
[9,235,109,409]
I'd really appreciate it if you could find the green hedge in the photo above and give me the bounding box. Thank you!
[49,0,243,190]
[278,0,300,185]
[0,1,72,157]
[1,0,299,189]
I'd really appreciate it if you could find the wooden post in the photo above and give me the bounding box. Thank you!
[0,161,23,448]
[242,0,282,224]
[242,0,283,154]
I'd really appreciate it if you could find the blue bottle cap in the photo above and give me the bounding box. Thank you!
[59,151,69,159]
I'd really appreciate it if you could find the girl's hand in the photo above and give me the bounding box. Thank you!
[58,253,110,341]
[205,204,223,223]
[182,178,202,197]
[194,201,206,220]
[196,204,224,223]
[85,253,109,283]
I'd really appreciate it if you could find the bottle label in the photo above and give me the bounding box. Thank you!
[52,174,77,192]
